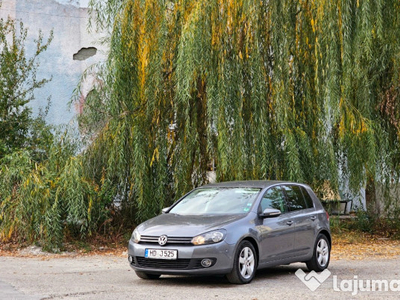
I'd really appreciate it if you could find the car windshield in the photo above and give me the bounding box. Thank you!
[169,187,261,215]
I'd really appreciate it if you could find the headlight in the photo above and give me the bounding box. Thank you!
[191,229,226,245]
[131,228,141,243]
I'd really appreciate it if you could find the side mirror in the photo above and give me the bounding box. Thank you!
[259,208,281,218]
[161,207,170,214]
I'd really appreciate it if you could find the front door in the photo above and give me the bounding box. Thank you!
[256,186,296,265]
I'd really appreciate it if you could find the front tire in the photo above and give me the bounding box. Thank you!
[135,271,161,280]
[226,240,257,284]
[306,234,330,272]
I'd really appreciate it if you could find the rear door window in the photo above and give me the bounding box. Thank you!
[282,185,308,211]
[300,187,314,208]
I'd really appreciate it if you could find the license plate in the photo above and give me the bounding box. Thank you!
[145,249,178,260]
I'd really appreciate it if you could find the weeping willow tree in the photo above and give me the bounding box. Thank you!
[80,0,400,222]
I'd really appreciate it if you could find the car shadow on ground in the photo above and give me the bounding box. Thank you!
[136,263,307,287]
[254,263,306,279]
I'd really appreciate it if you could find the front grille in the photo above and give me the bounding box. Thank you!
[140,235,193,245]
[135,257,204,270]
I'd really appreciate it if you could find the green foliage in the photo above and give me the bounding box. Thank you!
[79,0,400,224]
[0,17,53,159]
[331,212,400,239]
[329,216,344,234]
[353,209,378,233]
[0,13,115,250]
[0,131,110,251]
[2,0,400,249]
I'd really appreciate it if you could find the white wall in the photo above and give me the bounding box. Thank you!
[0,0,107,125]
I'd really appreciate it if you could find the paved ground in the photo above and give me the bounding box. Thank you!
[1,255,400,300]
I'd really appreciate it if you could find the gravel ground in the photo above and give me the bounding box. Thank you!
[1,254,400,300]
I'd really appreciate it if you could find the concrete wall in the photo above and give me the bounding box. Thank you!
[0,0,106,125]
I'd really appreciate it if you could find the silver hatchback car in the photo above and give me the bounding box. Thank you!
[128,181,331,284]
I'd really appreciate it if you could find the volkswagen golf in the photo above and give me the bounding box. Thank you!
[128,180,331,284]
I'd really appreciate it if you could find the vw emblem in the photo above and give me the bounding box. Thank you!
[158,235,168,246]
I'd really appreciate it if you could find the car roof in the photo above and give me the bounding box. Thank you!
[199,180,306,189]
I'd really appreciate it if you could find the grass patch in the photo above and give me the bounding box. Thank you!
[330,213,400,240]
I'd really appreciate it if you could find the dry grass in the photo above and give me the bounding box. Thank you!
[331,231,400,260]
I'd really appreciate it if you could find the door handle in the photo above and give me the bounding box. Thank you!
[286,220,294,226]
[310,216,317,221]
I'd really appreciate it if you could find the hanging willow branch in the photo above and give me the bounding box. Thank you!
[81,0,400,222]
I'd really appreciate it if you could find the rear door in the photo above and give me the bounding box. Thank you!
[281,185,317,257]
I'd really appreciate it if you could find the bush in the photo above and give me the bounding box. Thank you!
[0,131,110,251]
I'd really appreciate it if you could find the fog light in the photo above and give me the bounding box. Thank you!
[128,255,133,263]
[201,259,213,268]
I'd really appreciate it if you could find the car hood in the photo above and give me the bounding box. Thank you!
[137,213,245,237]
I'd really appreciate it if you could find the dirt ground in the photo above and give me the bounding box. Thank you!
[1,232,400,300]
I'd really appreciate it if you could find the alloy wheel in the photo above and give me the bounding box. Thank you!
[238,246,255,279]
[316,238,329,267]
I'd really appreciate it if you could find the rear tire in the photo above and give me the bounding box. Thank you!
[226,240,257,284]
[306,234,330,272]
[135,271,161,280]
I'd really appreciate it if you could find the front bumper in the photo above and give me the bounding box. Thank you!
[128,239,235,275]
